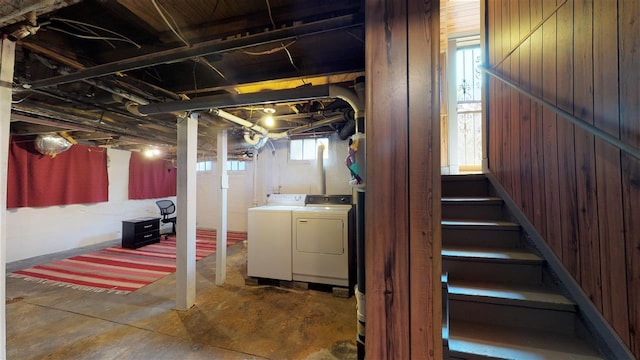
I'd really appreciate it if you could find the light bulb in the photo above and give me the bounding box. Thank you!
[264,116,274,127]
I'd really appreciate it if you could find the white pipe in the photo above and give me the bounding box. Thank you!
[211,109,269,136]
[329,85,364,120]
[317,143,326,195]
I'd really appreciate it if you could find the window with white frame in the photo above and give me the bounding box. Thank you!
[227,160,246,171]
[289,138,329,160]
[196,161,212,172]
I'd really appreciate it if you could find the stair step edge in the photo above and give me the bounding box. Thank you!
[442,220,519,230]
[448,282,575,311]
[442,197,503,204]
[448,321,603,360]
[442,247,543,263]
[442,174,487,181]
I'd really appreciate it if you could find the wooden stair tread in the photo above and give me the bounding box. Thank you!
[448,280,575,311]
[442,174,487,181]
[442,246,542,263]
[442,197,503,203]
[442,220,519,230]
[449,321,603,359]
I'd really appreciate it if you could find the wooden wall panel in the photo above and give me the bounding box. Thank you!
[541,0,562,258]
[509,1,522,206]
[365,0,441,358]
[556,0,578,284]
[529,0,546,237]
[573,0,601,309]
[619,1,640,355]
[518,0,533,220]
[486,0,639,356]
[593,0,629,346]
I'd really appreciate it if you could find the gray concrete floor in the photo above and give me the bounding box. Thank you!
[6,241,357,360]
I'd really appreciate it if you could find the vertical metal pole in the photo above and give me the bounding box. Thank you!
[216,129,228,285]
[176,112,198,310]
[0,37,16,360]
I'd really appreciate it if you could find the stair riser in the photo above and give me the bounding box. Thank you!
[442,180,490,197]
[443,259,542,285]
[449,299,576,335]
[443,228,520,248]
[442,203,503,220]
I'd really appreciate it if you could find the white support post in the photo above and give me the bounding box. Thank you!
[0,37,16,360]
[216,129,228,285]
[175,112,198,310]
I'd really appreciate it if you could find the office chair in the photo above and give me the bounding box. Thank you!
[156,199,177,239]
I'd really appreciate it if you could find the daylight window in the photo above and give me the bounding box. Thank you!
[196,161,212,172]
[227,160,246,171]
[289,138,329,160]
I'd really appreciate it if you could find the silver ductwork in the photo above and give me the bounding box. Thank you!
[34,133,73,157]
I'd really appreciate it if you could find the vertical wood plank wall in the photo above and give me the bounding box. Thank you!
[486,0,640,356]
[365,0,441,358]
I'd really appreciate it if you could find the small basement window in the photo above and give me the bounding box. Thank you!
[196,161,212,172]
[227,160,246,171]
[289,138,329,160]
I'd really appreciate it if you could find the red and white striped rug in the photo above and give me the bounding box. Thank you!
[8,229,246,294]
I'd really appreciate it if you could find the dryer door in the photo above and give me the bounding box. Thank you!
[295,218,344,255]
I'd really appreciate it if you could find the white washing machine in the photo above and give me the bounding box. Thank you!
[292,195,354,287]
[247,194,306,281]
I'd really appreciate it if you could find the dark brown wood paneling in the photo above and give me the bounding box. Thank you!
[556,0,578,283]
[365,0,440,358]
[594,0,630,346]
[510,1,522,207]
[518,0,533,220]
[365,0,410,356]
[620,0,640,354]
[541,0,562,258]
[486,0,640,356]
[408,1,441,357]
[573,0,602,309]
[529,0,546,236]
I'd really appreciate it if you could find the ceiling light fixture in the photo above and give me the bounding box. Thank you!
[144,148,162,158]
[263,105,276,114]
[264,115,275,127]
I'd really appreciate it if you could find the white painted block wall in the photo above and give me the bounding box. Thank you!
[6,134,353,262]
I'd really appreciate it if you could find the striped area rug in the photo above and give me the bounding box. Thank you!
[8,229,246,294]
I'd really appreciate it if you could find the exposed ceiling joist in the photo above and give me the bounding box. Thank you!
[26,14,363,89]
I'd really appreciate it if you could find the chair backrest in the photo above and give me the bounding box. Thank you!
[155,200,176,218]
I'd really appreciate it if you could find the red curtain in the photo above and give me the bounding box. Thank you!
[128,151,176,199]
[7,136,109,208]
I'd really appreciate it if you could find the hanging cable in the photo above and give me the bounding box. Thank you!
[49,17,141,48]
[150,0,228,82]
[264,0,301,72]
[150,0,190,46]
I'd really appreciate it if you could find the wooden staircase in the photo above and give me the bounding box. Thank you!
[442,174,604,360]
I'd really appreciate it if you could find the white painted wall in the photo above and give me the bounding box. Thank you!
[195,133,353,229]
[6,148,175,263]
[7,133,353,262]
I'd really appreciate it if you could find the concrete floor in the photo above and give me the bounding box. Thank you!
[6,241,357,360]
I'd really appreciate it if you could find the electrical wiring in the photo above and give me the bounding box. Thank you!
[264,0,301,72]
[47,27,140,47]
[150,0,190,47]
[243,40,296,56]
[49,17,141,48]
[150,0,228,83]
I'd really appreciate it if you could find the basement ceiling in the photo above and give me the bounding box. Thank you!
[2,0,365,159]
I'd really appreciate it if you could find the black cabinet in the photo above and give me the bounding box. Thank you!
[122,217,161,249]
